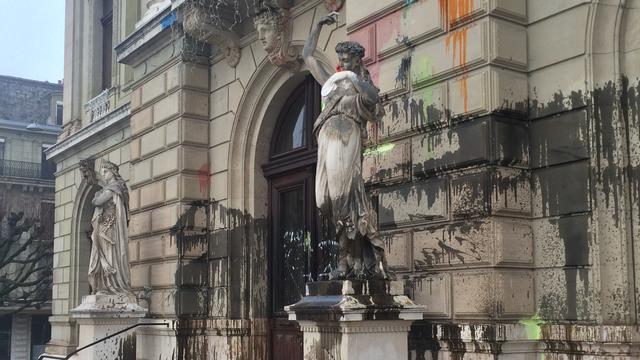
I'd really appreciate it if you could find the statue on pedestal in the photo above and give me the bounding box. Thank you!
[81,160,132,295]
[302,15,390,280]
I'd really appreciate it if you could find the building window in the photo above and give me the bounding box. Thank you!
[55,102,63,126]
[101,0,114,90]
[41,145,55,180]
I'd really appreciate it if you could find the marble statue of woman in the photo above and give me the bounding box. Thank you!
[303,15,390,279]
[88,160,132,295]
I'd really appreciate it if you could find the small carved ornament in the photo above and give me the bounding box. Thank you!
[254,5,302,72]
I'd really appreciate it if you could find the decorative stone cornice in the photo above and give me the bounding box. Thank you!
[298,321,412,334]
[46,103,130,161]
[115,6,176,66]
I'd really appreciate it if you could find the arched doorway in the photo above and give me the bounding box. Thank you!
[262,75,337,358]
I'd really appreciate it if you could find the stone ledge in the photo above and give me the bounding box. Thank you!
[71,294,147,319]
[45,104,130,162]
[287,280,424,322]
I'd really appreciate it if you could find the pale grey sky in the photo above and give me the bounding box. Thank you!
[0,0,65,83]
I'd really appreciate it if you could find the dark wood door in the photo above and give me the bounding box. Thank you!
[270,171,315,360]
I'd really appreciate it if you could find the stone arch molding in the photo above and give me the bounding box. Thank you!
[225,45,333,322]
[69,177,100,310]
[584,0,640,324]
[585,0,626,90]
[228,46,333,218]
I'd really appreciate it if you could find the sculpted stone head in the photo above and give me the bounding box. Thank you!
[101,160,119,182]
[335,41,365,72]
[254,8,286,53]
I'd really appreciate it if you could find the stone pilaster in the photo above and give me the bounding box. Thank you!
[117,4,211,359]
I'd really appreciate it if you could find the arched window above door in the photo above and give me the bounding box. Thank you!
[267,75,320,165]
[273,94,306,155]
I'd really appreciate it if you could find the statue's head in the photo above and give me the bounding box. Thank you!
[335,41,365,72]
[254,7,286,53]
[101,160,119,182]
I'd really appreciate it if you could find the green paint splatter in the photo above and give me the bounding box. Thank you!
[304,231,311,251]
[363,143,395,156]
[415,56,433,85]
[519,313,544,340]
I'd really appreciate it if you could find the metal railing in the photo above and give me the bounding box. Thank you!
[37,322,170,360]
[0,159,55,180]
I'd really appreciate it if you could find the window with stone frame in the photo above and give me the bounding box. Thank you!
[55,102,63,126]
[101,0,114,90]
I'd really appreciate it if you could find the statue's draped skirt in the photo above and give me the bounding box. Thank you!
[314,92,385,267]
[88,191,131,294]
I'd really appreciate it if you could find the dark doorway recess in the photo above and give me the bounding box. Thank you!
[263,75,337,359]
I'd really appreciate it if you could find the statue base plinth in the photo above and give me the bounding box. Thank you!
[285,280,424,359]
[70,294,147,360]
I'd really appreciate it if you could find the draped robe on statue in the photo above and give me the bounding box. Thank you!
[88,180,131,294]
[314,71,386,277]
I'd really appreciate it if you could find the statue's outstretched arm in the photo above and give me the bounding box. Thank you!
[303,16,335,86]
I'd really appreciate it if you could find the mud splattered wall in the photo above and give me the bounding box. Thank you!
[127,61,211,320]
[354,0,640,358]
[528,0,594,323]
[350,0,531,327]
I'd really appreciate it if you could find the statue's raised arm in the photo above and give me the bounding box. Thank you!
[302,15,336,85]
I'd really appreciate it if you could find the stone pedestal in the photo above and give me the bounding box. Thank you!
[286,280,424,360]
[70,294,147,360]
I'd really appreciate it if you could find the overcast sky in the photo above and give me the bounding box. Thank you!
[0,0,65,83]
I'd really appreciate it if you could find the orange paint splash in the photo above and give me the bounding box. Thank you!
[439,0,475,113]
[440,0,475,26]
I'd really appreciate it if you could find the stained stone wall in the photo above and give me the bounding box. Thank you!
[348,1,533,357]
[353,0,640,359]
[49,0,640,359]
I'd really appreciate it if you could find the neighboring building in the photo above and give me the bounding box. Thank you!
[45,0,640,358]
[0,75,62,360]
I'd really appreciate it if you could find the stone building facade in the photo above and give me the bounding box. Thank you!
[0,75,61,360]
[46,0,640,358]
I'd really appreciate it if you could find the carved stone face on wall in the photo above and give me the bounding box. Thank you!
[256,21,281,53]
[254,9,286,54]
